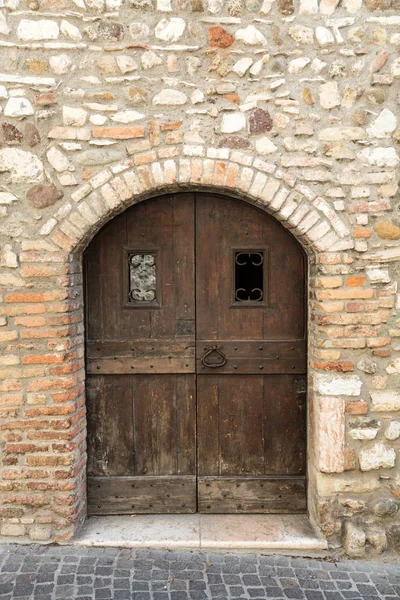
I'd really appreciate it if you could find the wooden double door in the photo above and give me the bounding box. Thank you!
[85,193,307,515]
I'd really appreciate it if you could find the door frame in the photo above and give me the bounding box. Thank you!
[82,189,312,522]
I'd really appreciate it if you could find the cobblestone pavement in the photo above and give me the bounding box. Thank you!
[0,545,399,600]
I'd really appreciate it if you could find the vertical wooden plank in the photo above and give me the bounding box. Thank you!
[218,375,264,476]
[263,374,307,475]
[197,376,220,476]
[86,374,134,477]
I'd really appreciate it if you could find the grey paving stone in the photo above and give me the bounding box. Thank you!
[0,545,397,599]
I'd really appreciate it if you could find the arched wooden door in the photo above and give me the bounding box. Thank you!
[84,193,307,515]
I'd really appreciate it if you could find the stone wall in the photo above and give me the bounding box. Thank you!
[0,0,399,556]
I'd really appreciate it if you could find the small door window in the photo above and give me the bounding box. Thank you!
[128,252,157,304]
[234,250,266,304]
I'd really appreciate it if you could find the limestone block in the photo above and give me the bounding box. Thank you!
[316,27,335,47]
[47,147,72,173]
[367,109,397,138]
[359,443,396,471]
[60,20,82,41]
[235,25,267,45]
[17,19,59,42]
[4,97,34,118]
[360,147,399,168]
[63,107,88,127]
[319,82,340,109]
[255,137,277,155]
[155,18,186,42]
[385,421,400,440]
[153,89,188,105]
[221,112,246,133]
[0,148,43,183]
[111,110,145,123]
[343,522,366,558]
[314,373,362,396]
[315,396,345,473]
[370,391,400,412]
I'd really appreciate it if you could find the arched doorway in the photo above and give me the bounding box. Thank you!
[84,192,307,515]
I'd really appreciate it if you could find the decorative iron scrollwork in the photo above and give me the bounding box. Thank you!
[234,251,264,303]
[128,253,157,303]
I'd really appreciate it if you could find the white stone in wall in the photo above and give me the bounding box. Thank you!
[141,51,162,70]
[366,269,390,284]
[0,148,43,183]
[320,0,340,15]
[85,0,105,9]
[130,23,150,39]
[106,0,123,8]
[153,89,188,105]
[157,0,172,9]
[17,19,59,42]
[255,137,277,155]
[208,0,223,13]
[350,429,378,440]
[0,10,10,36]
[311,58,327,73]
[260,0,274,14]
[250,56,268,77]
[191,89,204,104]
[0,192,17,205]
[314,373,362,397]
[359,443,396,471]
[63,106,88,127]
[385,358,400,374]
[343,0,362,12]
[288,25,314,45]
[111,110,145,123]
[360,147,399,168]
[46,147,72,173]
[299,0,318,15]
[155,18,186,43]
[231,57,253,77]
[370,391,400,412]
[0,244,18,268]
[221,112,246,134]
[116,56,139,74]
[0,85,7,99]
[90,114,107,125]
[391,57,400,78]
[316,26,335,47]
[49,54,73,75]
[385,421,400,441]
[235,25,267,46]
[288,57,310,74]
[319,82,340,109]
[60,20,82,41]
[367,109,397,139]
[4,97,34,118]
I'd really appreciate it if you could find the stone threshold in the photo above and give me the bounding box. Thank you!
[74,514,328,551]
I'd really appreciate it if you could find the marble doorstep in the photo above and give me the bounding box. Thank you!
[74,514,328,550]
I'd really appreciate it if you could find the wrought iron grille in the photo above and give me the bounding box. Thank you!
[128,252,157,304]
[235,251,264,303]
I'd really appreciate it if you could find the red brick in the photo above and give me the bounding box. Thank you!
[313,361,354,372]
[92,126,145,139]
[14,316,46,328]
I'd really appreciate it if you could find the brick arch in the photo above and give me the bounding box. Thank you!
[28,148,354,542]
[41,148,352,256]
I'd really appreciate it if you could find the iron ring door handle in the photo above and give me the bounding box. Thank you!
[201,345,227,368]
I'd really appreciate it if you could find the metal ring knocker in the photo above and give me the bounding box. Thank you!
[201,345,227,369]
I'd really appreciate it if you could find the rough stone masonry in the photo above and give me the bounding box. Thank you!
[0,0,399,557]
